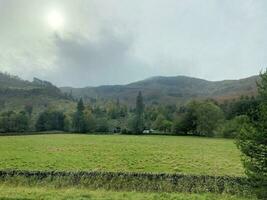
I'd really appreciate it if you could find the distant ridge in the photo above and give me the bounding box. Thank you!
[0,71,259,107]
[61,75,259,105]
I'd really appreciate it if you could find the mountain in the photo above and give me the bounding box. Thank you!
[0,72,75,116]
[61,75,259,106]
[0,71,259,112]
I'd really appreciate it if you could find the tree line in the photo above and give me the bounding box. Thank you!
[0,85,262,138]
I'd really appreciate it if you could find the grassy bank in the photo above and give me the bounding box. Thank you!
[0,185,255,200]
[0,134,244,176]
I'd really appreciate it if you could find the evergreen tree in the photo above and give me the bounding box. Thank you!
[236,71,267,198]
[132,91,145,134]
[136,91,144,116]
[77,98,85,113]
[72,98,86,133]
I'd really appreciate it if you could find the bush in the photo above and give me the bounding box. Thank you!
[218,115,250,138]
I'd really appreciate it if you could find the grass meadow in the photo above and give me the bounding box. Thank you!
[0,134,253,199]
[0,134,244,176]
[0,185,256,200]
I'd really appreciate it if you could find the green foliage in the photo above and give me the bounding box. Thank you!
[218,116,249,138]
[258,71,267,102]
[0,111,29,133]
[63,115,71,132]
[84,108,96,132]
[173,101,224,137]
[195,101,224,137]
[95,118,109,132]
[153,114,173,132]
[106,100,128,119]
[136,91,144,116]
[172,116,187,135]
[35,110,65,131]
[131,92,145,134]
[24,104,33,116]
[77,98,85,112]
[236,71,267,199]
[72,99,87,133]
[221,96,260,122]
[0,71,263,139]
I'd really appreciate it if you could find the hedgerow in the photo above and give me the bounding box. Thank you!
[0,170,252,196]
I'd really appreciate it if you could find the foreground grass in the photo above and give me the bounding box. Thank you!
[0,185,255,200]
[0,134,244,176]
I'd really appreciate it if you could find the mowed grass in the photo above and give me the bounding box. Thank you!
[0,185,255,200]
[0,134,244,176]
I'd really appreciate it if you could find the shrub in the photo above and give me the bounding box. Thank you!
[218,115,250,138]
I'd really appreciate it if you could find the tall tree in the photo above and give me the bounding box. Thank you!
[132,91,145,134]
[236,71,267,198]
[72,98,86,133]
[196,101,224,137]
[136,91,144,117]
[77,98,85,113]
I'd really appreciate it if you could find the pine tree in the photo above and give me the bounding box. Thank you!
[132,91,145,134]
[136,91,144,117]
[236,71,267,199]
[73,98,86,133]
[77,98,85,113]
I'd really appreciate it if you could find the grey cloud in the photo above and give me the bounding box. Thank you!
[0,0,267,87]
[51,31,149,87]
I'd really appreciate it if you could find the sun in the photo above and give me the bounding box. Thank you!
[46,10,65,31]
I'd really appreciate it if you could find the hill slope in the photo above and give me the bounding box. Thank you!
[0,72,75,115]
[61,75,259,105]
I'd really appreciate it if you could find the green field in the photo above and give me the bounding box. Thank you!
[0,134,244,176]
[0,185,255,200]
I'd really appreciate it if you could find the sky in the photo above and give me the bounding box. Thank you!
[0,0,266,87]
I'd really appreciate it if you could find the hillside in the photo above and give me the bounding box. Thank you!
[0,71,259,111]
[0,72,75,116]
[61,75,259,105]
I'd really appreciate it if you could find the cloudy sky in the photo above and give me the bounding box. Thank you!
[0,0,266,87]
